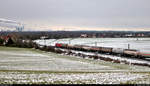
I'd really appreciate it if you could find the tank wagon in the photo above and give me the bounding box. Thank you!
[100,47,113,54]
[112,48,124,55]
[82,45,92,51]
[74,45,83,51]
[90,47,101,52]
[55,43,150,58]
[123,49,140,57]
[138,51,150,58]
[67,44,74,49]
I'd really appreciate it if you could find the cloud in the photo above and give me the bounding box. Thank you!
[0,0,150,31]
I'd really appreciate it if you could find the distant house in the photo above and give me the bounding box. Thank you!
[40,36,48,39]
[92,34,96,38]
[137,33,144,37]
[0,35,14,46]
[125,34,133,37]
[80,34,88,38]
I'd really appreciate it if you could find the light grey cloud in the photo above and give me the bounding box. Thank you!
[0,0,150,31]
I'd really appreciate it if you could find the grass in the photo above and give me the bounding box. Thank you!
[40,50,150,71]
[0,70,148,84]
[1,46,150,71]
[0,46,30,51]
[0,71,149,84]
[1,46,150,84]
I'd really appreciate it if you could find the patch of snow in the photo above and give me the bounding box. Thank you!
[0,71,148,84]
[60,48,150,66]
[34,38,150,52]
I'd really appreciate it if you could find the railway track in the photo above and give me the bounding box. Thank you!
[56,48,150,67]
[34,43,150,67]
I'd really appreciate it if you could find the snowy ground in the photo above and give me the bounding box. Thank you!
[34,38,150,66]
[34,38,150,52]
[0,47,114,71]
[61,49,150,66]
[0,71,150,84]
[0,46,150,84]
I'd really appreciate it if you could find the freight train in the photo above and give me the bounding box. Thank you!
[55,43,150,58]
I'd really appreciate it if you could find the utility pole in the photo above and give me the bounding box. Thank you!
[128,44,130,49]
[67,38,73,54]
[44,39,46,46]
[95,42,97,47]
[95,41,98,58]
[69,39,71,44]
[68,38,74,44]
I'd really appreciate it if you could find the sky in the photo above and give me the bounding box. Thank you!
[0,0,150,31]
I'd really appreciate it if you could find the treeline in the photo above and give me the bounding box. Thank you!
[0,31,150,40]
[0,31,82,40]
[0,37,63,54]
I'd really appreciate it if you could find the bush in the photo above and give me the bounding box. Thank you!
[0,39,4,44]
[55,48,64,54]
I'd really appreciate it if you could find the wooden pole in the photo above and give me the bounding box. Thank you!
[95,42,97,47]
[44,39,46,46]
[128,44,130,49]
[69,40,71,44]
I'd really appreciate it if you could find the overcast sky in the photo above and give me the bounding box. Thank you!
[0,0,150,31]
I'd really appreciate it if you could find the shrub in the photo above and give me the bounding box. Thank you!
[0,39,4,44]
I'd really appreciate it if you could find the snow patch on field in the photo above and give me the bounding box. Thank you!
[0,71,149,84]
[1,47,150,84]
[0,48,114,71]
[60,48,150,68]
[34,38,150,52]
[0,51,49,57]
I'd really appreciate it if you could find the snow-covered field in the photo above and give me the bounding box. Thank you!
[34,38,150,52]
[1,46,150,84]
[34,38,150,67]
[0,47,114,71]
[63,49,150,66]
[0,71,150,84]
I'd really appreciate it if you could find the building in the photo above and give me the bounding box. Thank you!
[80,34,88,38]
[0,35,14,46]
